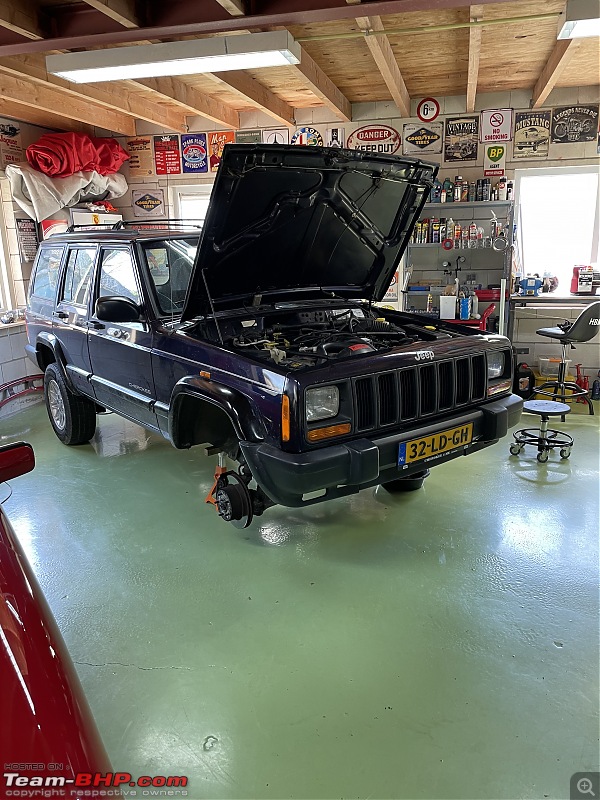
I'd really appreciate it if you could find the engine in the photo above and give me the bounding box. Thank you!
[223,307,419,369]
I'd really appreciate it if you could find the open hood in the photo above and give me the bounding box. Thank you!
[181,144,437,322]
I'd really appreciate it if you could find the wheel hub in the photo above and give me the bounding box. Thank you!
[47,379,66,430]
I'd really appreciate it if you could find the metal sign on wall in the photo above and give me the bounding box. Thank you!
[402,123,443,155]
[480,109,513,143]
[346,125,401,154]
[513,111,551,159]
[551,105,599,143]
[444,116,479,162]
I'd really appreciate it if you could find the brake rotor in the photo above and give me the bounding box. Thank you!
[215,471,253,529]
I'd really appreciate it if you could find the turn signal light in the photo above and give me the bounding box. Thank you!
[307,423,351,442]
[281,395,290,442]
[487,379,512,397]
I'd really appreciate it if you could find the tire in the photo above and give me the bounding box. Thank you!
[381,469,430,493]
[44,363,97,445]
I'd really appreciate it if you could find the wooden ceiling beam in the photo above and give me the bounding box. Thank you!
[0,0,43,40]
[207,70,295,126]
[532,39,581,108]
[0,97,93,133]
[79,0,138,29]
[214,0,246,14]
[466,4,483,113]
[0,54,187,132]
[0,72,136,134]
[356,15,410,117]
[134,77,241,129]
[291,46,351,121]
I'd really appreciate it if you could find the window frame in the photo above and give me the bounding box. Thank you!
[29,245,66,303]
[514,165,600,293]
[95,245,143,309]
[58,245,98,309]
[171,183,214,226]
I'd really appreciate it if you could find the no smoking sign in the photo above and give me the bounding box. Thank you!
[480,108,513,143]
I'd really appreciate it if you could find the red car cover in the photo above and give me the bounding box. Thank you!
[26,132,129,177]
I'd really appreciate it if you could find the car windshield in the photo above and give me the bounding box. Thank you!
[140,237,200,315]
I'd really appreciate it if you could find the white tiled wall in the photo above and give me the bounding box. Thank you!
[0,322,42,419]
[512,306,600,374]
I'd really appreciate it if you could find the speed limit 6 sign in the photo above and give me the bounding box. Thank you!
[417,98,440,122]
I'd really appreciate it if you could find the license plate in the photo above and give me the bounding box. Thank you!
[398,423,474,465]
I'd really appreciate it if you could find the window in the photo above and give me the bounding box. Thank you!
[98,249,140,304]
[61,248,96,306]
[140,237,200,314]
[172,185,213,226]
[30,247,64,300]
[516,167,599,296]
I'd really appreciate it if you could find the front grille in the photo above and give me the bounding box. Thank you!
[354,354,489,433]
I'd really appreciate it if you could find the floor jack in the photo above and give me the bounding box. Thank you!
[205,451,267,528]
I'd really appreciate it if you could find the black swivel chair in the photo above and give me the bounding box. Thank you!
[532,300,600,415]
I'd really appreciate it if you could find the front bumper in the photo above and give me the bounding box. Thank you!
[240,393,523,507]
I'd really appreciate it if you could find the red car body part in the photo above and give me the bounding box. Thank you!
[0,442,112,784]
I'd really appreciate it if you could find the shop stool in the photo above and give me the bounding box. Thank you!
[509,399,573,463]
[532,300,600,416]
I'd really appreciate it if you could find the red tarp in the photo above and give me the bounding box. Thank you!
[26,133,129,178]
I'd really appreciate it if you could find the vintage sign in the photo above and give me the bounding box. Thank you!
[125,137,154,176]
[181,133,208,174]
[416,98,440,122]
[291,127,323,146]
[153,135,181,175]
[551,105,599,143]
[235,129,262,144]
[480,109,513,143]
[402,123,443,155]
[444,116,479,162]
[263,128,290,145]
[16,218,39,262]
[384,271,399,302]
[208,131,235,172]
[41,219,69,239]
[513,111,551,159]
[132,189,165,218]
[326,128,345,147]
[0,118,23,169]
[483,144,506,177]
[346,125,401,154]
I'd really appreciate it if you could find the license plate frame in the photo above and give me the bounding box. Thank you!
[398,423,474,466]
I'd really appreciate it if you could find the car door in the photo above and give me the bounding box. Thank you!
[87,245,158,430]
[53,245,97,398]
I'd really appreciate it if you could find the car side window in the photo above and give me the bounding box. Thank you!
[61,248,96,306]
[30,247,64,300]
[98,249,141,305]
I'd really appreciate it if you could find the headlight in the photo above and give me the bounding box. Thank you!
[306,386,339,422]
[487,352,505,379]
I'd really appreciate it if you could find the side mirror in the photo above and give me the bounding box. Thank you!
[0,442,35,484]
[95,296,141,323]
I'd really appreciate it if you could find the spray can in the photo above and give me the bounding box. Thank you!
[431,218,441,243]
[427,293,434,313]
[507,180,514,201]
[476,179,483,202]
[468,181,476,202]
[454,177,462,202]
[482,178,491,201]
[498,178,507,200]
[439,218,447,240]
[469,222,478,248]
[461,180,469,202]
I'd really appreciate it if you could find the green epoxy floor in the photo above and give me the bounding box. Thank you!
[2,402,599,800]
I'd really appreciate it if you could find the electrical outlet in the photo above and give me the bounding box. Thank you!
[515,347,530,354]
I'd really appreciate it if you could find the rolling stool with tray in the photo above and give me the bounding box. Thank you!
[510,399,573,463]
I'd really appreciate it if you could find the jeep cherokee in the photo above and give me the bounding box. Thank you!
[25,145,522,527]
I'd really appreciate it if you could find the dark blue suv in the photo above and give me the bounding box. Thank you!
[25,145,522,526]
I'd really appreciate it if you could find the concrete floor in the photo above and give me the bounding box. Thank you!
[2,401,599,800]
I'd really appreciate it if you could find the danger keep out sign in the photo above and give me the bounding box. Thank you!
[480,109,513,143]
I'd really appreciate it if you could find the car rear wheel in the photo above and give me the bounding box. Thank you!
[44,363,97,445]
[381,469,430,493]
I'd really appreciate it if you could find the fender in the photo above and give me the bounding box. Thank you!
[169,376,266,447]
[35,332,74,389]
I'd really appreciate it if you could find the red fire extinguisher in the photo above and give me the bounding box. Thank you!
[575,364,589,403]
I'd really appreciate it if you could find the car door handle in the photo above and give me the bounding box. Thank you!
[87,320,105,330]
[53,311,68,319]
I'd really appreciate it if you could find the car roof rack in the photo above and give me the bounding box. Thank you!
[118,219,203,230]
[64,219,203,233]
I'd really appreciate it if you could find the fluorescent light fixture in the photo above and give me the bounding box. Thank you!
[46,30,301,83]
[557,0,600,38]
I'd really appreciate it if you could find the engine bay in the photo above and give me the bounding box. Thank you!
[194,305,454,370]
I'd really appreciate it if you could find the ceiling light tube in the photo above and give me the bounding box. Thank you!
[46,30,301,83]
[557,0,600,38]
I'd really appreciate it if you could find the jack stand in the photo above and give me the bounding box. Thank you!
[205,452,228,506]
